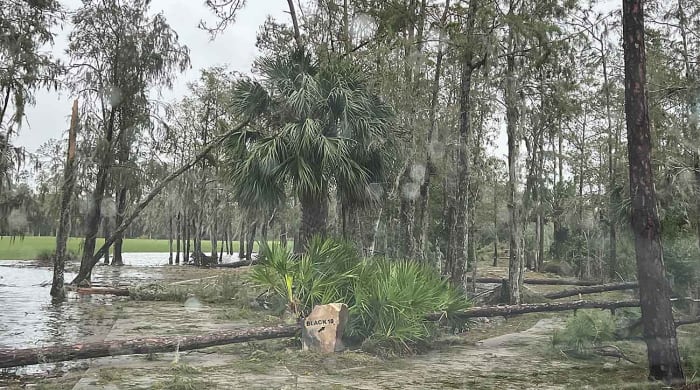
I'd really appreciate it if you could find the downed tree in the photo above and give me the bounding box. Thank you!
[675,317,700,327]
[467,276,601,286]
[426,299,641,321]
[70,119,250,286]
[76,287,130,296]
[215,259,259,268]
[0,324,298,369]
[543,282,639,299]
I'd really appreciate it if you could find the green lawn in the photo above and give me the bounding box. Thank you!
[0,236,264,260]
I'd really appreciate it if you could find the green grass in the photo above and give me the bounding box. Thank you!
[0,236,274,260]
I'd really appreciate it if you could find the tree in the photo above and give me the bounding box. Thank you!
[224,50,393,253]
[68,0,188,281]
[622,0,684,384]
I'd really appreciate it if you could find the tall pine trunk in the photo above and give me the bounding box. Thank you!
[622,0,684,383]
[51,100,79,301]
[78,110,116,284]
[505,27,523,305]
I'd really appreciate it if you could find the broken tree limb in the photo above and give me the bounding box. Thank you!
[466,276,601,286]
[425,299,641,321]
[215,259,259,268]
[0,324,299,369]
[675,317,700,327]
[70,119,250,286]
[76,287,130,296]
[543,282,639,299]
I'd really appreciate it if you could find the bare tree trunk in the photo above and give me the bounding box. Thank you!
[622,0,684,383]
[168,213,173,265]
[102,216,110,265]
[239,221,245,260]
[505,26,523,304]
[175,211,181,265]
[183,209,189,264]
[51,100,79,301]
[112,185,127,266]
[77,109,116,284]
[246,221,257,261]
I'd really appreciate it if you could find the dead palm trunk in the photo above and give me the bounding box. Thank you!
[622,0,684,383]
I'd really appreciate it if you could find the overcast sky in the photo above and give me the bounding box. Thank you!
[16,0,290,153]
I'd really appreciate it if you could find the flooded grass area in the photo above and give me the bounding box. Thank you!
[0,255,698,389]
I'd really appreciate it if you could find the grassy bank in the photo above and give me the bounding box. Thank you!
[0,236,263,260]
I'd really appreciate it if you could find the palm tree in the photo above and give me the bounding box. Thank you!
[225,51,393,253]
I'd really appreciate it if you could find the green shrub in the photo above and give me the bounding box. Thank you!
[681,337,700,376]
[552,310,616,356]
[251,237,470,354]
[663,237,700,292]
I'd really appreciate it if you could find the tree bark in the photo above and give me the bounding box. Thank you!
[0,325,299,369]
[168,212,173,265]
[295,192,328,254]
[69,120,249,285]
[505,24,523,304]
[246,220,257,260]
[175,211,181,265]
[622,0,684,383]
[543,282,639,300]
[238,220,245,259]
[51,100,79,301]
[77,109,116,284]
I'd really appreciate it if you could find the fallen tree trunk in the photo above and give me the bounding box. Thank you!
[426,299,641,321]
[675,317,700,327]
[76,287,130,296]
[467,276,601,286]
[543,282,639,299]
[215,259,258,268]
[0,324,298,369]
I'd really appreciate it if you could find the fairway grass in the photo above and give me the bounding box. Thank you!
[0,236,259,260]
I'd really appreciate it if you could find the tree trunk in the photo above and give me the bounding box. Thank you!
[622,0,684,383]
[175,211,181,265]
[246,221,257,260]
[238,221,245,260]
[466,276,603,286]
[211,213,218,260]
[78,109,116,284]
[51,100,79,301]
[295,192,328,253]
[0,325,299,369]
[505,27,523,305]
[102,216,110,265]
[112,185,127,266]
[183,209,189,264]
[543,282,639,300]
[168,213,173,265]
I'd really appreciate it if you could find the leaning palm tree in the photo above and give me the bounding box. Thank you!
[225,50,393,253]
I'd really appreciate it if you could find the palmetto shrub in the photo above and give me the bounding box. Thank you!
[251,237,470,353]
[552,310,616,356]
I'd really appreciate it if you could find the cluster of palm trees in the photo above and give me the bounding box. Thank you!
[224,49,394,252]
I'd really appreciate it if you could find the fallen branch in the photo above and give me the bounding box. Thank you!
[0,324,298,369]
[215,259,259,268]
[76,287,130,297]
[675,317,700,327]
[467,276,601,286]
[543,282,639,299]
[426,299,641,321]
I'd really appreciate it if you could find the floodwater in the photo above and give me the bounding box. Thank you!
[0,252,244,377]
